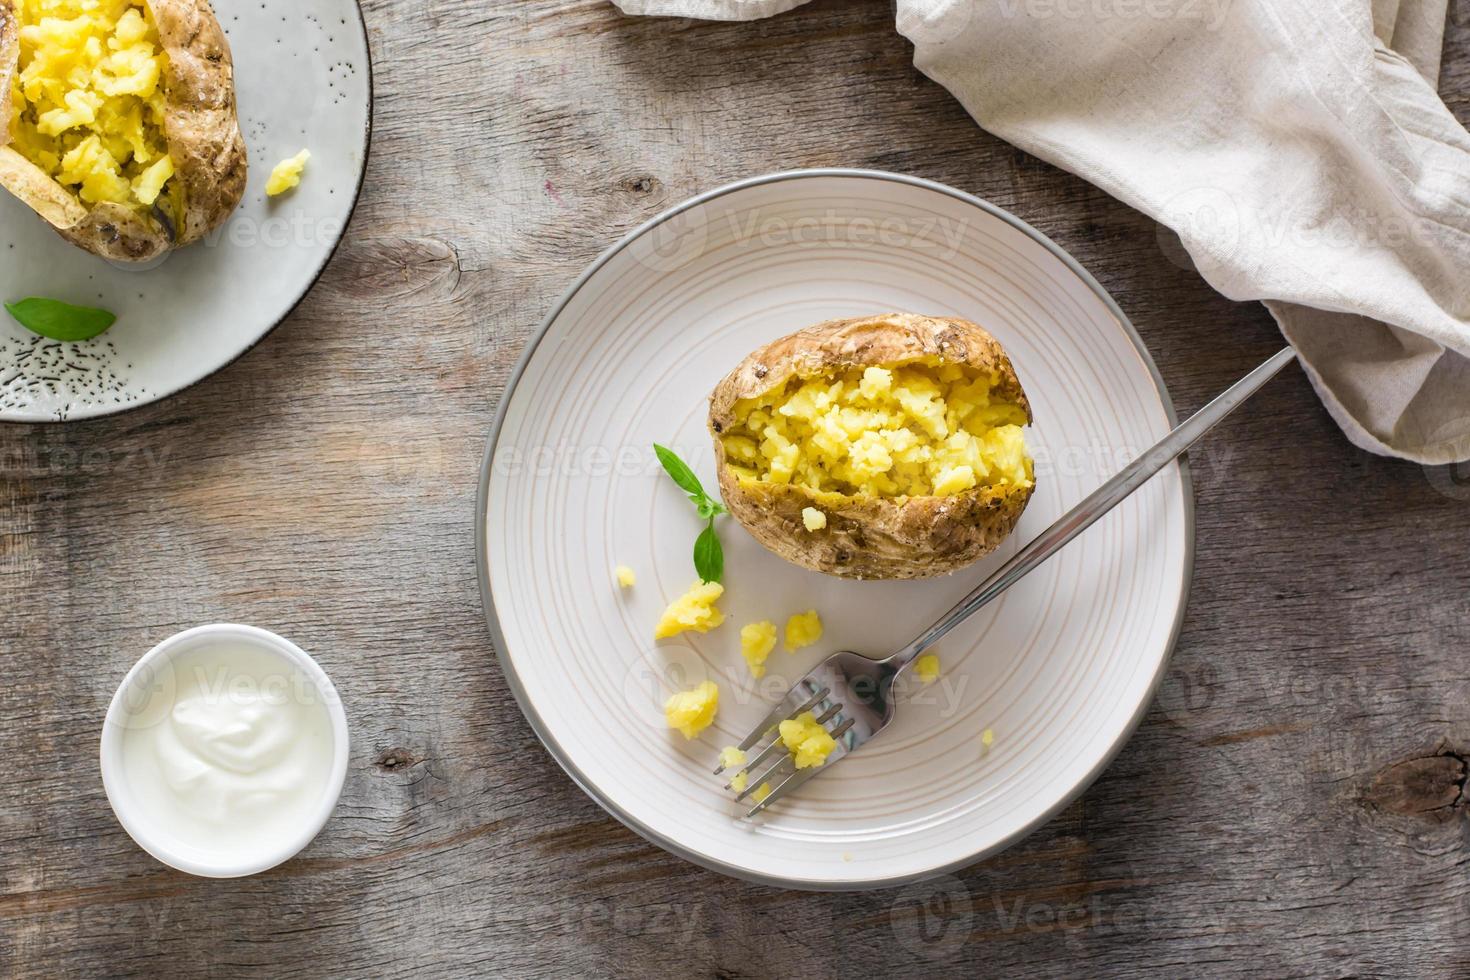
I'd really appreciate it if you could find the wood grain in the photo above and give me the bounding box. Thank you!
[4,0,1469,976]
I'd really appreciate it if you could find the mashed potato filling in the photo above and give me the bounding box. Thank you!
[778,712,837,769]
[739,620,777,678]
[664,681,719,739]
[9,0,175,212]
[722,359,1031,498]
[265,148,310,197]
[784,610,822,652]
[915,653,941,684]
[654,581,725,639]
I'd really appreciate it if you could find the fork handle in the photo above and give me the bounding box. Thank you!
[887,346,1298,670]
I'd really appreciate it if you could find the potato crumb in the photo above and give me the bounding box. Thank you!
[859,366,893,399]
[801,506,827,531]
[915,653,941,683]
[784,610,823,652]
[615,565,636,589]
[266,149,311,197]
[753,782,772,803]
[841,852,854,863]
[654,581,725,639]
[981,728,994,748]
[739,621,777,678]
[663,681,719,739]
[778,712,837,768]
[720,746,754,795]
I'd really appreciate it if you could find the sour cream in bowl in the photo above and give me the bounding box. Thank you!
[100,624,350,878]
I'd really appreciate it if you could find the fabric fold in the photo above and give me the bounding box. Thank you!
[613,0,1470,462]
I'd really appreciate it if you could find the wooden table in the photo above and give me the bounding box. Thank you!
[5,1,1469,975]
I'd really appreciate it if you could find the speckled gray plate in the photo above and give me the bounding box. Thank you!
[0,0,371,422]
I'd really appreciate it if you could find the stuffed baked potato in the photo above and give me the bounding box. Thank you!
[709,312,1035,580]
[0,0,246,262]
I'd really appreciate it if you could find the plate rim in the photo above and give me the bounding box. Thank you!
[475,167,1196,892]
[0,0,376,426]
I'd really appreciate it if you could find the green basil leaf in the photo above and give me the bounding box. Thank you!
[5,297,117,342]
[654,443,707,500]
[655,442,728,582]
[693,520,724,584]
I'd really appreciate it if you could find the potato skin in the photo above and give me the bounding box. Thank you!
[0,0,247,262]
[708,313,1035,580]
[0,3,13,102]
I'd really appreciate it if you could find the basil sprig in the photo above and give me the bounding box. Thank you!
[654,443,727,584]
[5,298,117,342]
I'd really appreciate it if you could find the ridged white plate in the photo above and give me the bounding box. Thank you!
[0,0,371,422]
[477,170,1192,890]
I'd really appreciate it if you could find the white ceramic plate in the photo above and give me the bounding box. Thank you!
[0,0,371,422]
[477,170,1193,890]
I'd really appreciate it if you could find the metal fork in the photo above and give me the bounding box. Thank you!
[716,346,1298,817]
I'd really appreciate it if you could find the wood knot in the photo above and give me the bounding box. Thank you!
[1364,751,1467,819]
[375,747,419,772]
[327,236,467,299]
[624,175,659,195]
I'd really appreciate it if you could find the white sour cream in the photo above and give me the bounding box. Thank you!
[117,642,337,861]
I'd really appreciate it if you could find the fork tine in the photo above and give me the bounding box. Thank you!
[734,756,794,803]
[726,702,852,793]
[720,695,849,790]
[825,716,856,745]
[735,715,857,809]
[737,685,829,753]
[715,684,832,772]
[745,766,818,818]
[723,736,787,793]
[717,646,894,815]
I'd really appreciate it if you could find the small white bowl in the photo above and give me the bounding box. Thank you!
[100,624,350,878]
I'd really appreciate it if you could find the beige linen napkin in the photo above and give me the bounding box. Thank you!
[613,0,1470,463]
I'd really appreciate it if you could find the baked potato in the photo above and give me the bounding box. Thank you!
[0,0,246,262]
[709,312,1035,580]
